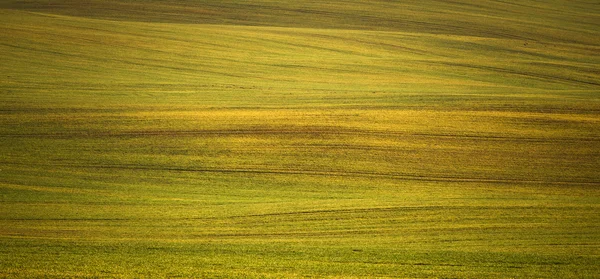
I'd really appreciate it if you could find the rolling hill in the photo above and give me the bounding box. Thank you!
[1,1,599,278]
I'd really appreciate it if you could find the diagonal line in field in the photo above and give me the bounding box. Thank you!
[2,161,597,186]
[1,129,598,143]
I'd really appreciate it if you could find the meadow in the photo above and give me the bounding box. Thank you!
[1,0,599,278]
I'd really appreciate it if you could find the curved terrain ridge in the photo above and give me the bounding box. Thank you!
[0,1,599,278]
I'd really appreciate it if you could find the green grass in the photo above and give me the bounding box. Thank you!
[1,1,599,278]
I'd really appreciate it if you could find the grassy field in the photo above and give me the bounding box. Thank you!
[1,0,599,278]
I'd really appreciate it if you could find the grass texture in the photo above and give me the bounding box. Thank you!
[1,0,599,278]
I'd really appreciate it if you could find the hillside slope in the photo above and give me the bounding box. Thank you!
[1,1,599,278]
[2,0,599,43]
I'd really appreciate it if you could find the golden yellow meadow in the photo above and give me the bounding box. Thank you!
[1,1,599,278]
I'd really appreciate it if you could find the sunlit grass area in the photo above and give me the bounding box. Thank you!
[1,1,599,278]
